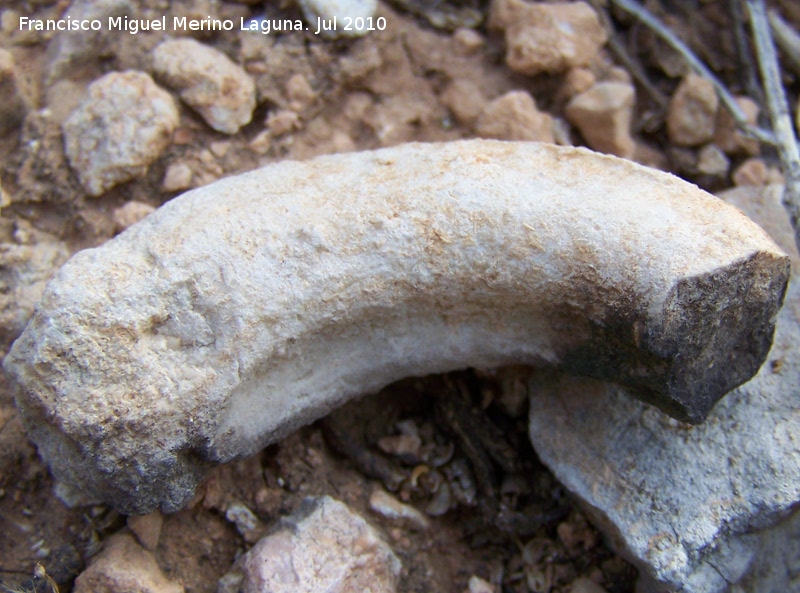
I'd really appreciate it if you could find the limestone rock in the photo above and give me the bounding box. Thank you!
[489,0,607,75]
[297,0,378,39]
[0,226,69,351]
[152,39,256,135]
[565,82,636,158]
[3,140,788,514]
[527,184,800,593]
[667,74,719,147]
[218,496,401,593]
[474,91,554,143]
[74,533,183,593]
[62,71,179,197]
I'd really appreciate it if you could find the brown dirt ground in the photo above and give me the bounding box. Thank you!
[0,1,798,592]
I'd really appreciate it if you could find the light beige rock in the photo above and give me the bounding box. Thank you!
[667,74,719,147]
[127,511,163,552]
[560,68,596,100]
[490,0,607,75]
[0,228,69,349]
[369,489,430,530]
[74,533,183,593]
[475,91,554,142]
[162,162,193,192]
[565,81,636,158]
[714,96,760,156]
[569,577,607,593]
[733,158,769,187]
[219,496,400,593]
[440,79,487,126]
[696,143,729,177]
[466,575,495,593]
[62,71,179,197]
[152,39,256,135]
[297,0,378,39]
[114,201,156,232]
[4,140,789,514]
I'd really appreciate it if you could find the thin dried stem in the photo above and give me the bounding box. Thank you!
[768,8,800,78]
[747,0,800,254]
[608,0,777,145]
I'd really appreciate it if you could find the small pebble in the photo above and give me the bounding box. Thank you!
[714,96,760,156]
[225,502,261,537]
[475,91,554,143]
[62,71,178,197]
[490,0,608,75]
[565,81,636,158]
[162,162,194,192]
[667,73,719,147]
[152,38,256,135]
[369,489,430,530]
[696,144,729,177]
[127,511,163,552]
[466,575,495,593]
[569,576,608,593]
[732,158,769,187]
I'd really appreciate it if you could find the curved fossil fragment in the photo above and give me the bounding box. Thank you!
[3,140,789,514]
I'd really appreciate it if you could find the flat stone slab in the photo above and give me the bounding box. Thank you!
[527,184,800,592]
[3,140,789,514]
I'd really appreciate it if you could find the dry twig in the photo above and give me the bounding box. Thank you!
[608,0,777,145]
[768,8,800,77]
[746,0,800,254]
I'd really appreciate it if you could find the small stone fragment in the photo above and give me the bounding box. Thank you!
[127,512,163,552]
[266,109,301,136]
[0,48,29,135]
[0,226,69,349]
[162,162,194,192]
[452,28,485,55]
[62,71,179,197]
[560,68,596,100]
[113,201,156,232]
[369,489,430,530]
[490,0,607,75]
[475,91,554,143]
[225,501,261,538]
[440,79,487,126]
[667,73,719,147]
[733,158,769,187]
[565,82,636,158]
[74,533,183,593]
[286,74,317,113]
[714,96,760,156]
[696,143,729,177]
[466,575,495,593]
[152,39,256,135]
[248,131,272,155]
[221,496,401,593]
[297,0,378,39]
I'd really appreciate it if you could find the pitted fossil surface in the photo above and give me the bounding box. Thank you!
[3,139,789,514]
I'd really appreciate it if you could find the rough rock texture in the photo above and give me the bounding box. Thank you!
[74,533,184,593]
[0,225,69,351]
[0,48,29,135]
[297,0,378,39]
[44,0,132,82]
[565,82,636,158]
[474,90,554,143]
[218,496,401,593]
[113,201,156,232]
[440,79,487,126]
[489,0,607,75]
[3,140,789,514]
[667,74,719,147]
[62,71,179,196]
[152,39,256,135]
[527,183,800,593]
